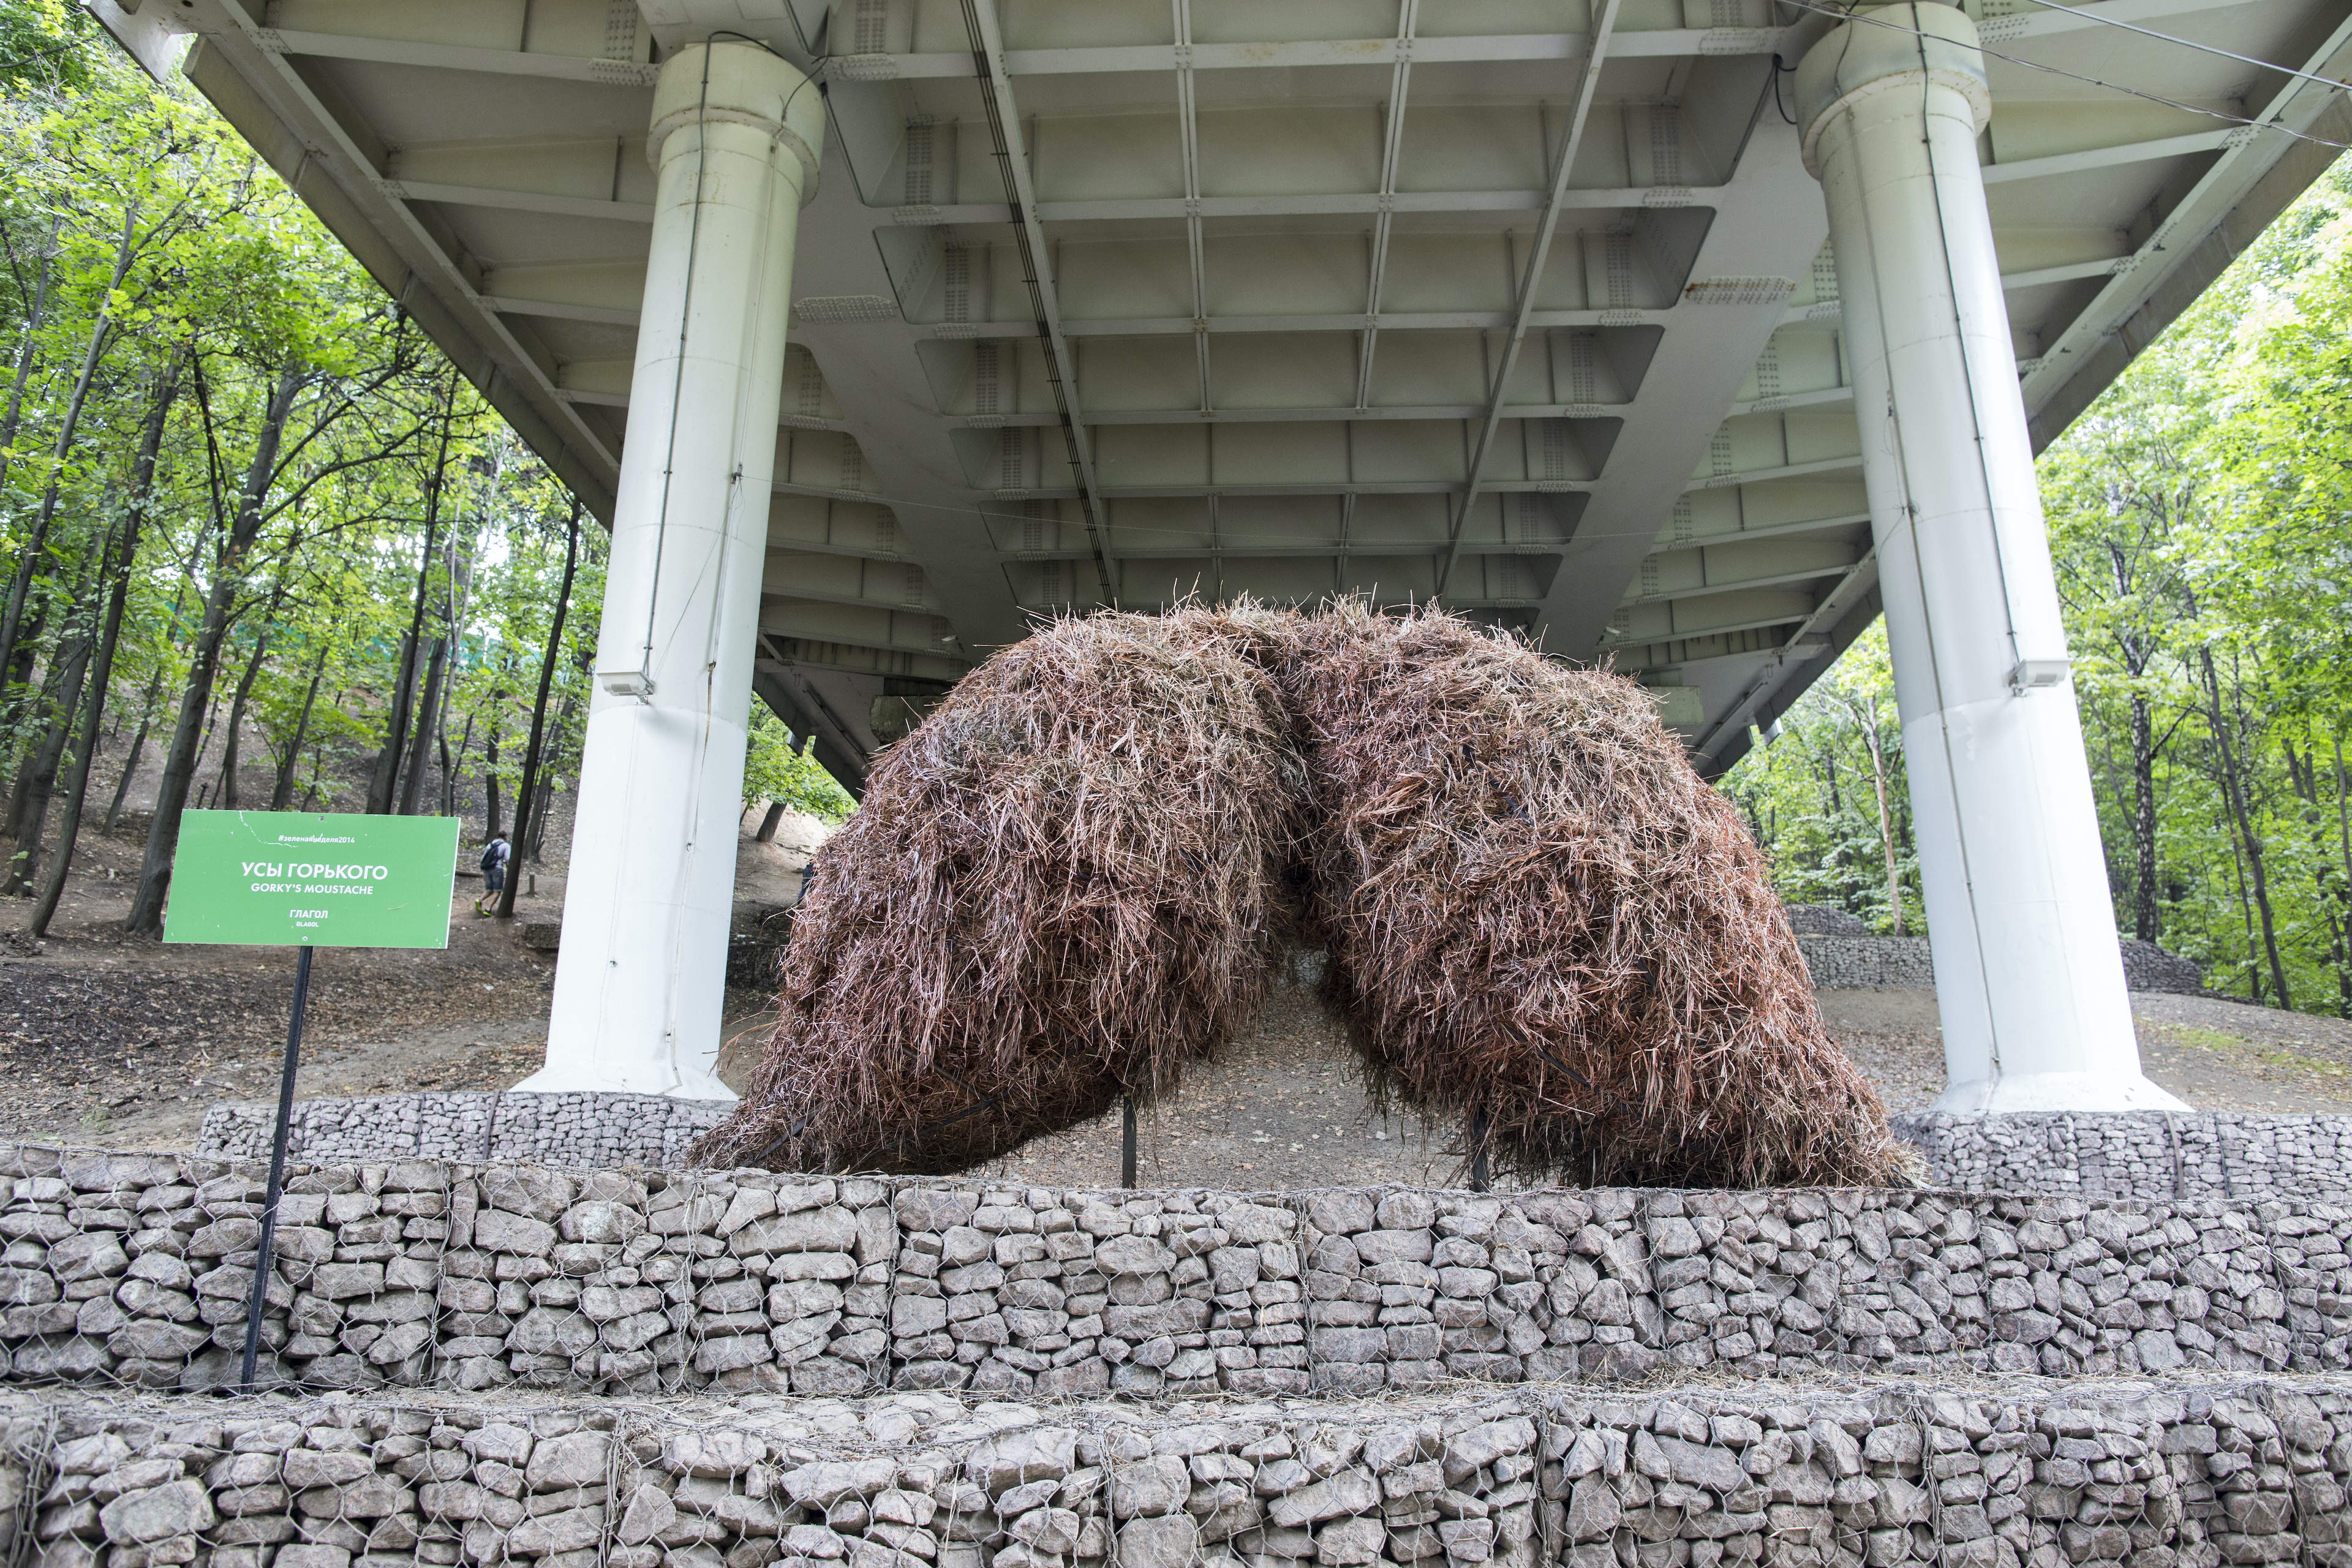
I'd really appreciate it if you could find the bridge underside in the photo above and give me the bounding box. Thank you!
[104,0,2352,786]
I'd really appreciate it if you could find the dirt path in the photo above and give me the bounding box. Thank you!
[11,813,2352,1171]
[0,816,574,1148]
[1817,987,2352,1114]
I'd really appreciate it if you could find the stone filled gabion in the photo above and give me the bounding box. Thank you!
[13,1376,2352,1568]
[7,1142,2352,1402]
[695,612,1303,1175]
[196,1100,2352,1210]
[197,1092,732,1169]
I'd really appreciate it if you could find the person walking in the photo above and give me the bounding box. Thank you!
[474,832,511,916]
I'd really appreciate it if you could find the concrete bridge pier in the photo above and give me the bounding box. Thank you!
[521,42,824,1100]
[1796,4,2185,1114]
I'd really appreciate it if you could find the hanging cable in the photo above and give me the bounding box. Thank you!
[1771,53,1799,124]
[1777,0,2351,151]
[2017,0,2352,95]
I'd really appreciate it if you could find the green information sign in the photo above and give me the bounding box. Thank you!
[162,810,460,948]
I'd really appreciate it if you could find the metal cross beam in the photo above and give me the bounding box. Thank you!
[1435,0,1623,600]
[1172,0,1210,415]
[960,0,1120,607]
[1351,0,1422,413]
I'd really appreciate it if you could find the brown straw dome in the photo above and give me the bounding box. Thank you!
[695,603,1909,1188]
[692,611,1303,1174]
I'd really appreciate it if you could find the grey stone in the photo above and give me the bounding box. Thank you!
[100,1482,216,1544]
[526,1433,610,1489]
[1117,1512,1200,1568]
[1268,1471,1380,1528]
[731,1207,859,1256]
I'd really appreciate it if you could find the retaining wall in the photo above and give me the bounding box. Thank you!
[201,1101,2352,1209]
[1793,937,2201,993]
[1795,938,1939,992]
[197,1095,733,1171]
[7,1143,2352,1401]
[10,1374,2352,1568]
[1893,1113,2352,1204]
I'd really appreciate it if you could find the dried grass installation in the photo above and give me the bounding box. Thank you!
[691,612,1302,1175]
[698,601,1910,1189]
[1242,601,1910,1188]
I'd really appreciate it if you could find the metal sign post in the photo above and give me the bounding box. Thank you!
[239,943,312,1388]
[164,810,459,1391]
[1121,1095,1137,1189]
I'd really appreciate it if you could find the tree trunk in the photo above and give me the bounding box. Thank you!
[29,356,181,933]
[499,498,581,916]
[397,632,448,816]
[4,650,70,840]
[1,606,93,895]
[442,710,471,819]
[2335,739,2352,1018]
[0,214,64,497]
[755,801,786,843]
[2200,646,2290,1009]
[104,513,211,834]
[2128,691,2159,941]
[0,209,135,694]
[366,377,459,813]
[103,677,159,833]
[126,362,303,936]
[214,627,271,812]
[270,644,329,810]
[482,718,502,840]
[431,540,476,818]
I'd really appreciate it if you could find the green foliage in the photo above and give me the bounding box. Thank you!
[743,704,855,824]
[1722,627,1922,937]
[0,0,98,94]
[1732,154,2352,1017]
[0,23,610,893]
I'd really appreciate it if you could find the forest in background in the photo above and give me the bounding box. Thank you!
[0,2,849,939]
[1727,153,2352,1018]
[12,1,2351,1018]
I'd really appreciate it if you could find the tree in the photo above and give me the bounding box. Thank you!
[743,704,856,826]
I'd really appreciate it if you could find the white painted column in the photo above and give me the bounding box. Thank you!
[1795,5,2185,1113]
[521,42,824,1099]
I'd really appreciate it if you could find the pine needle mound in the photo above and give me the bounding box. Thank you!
[691,612,1301,1174]
[699,601,1909,1189]
[1250,601,1910,1188]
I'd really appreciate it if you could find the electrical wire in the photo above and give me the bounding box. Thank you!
[2018,0,2352,96]
[1779,0,2352,151]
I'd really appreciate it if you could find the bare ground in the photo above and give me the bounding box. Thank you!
[9,805,2352,1177]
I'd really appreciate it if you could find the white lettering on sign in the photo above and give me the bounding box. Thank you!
[241,861,390,880]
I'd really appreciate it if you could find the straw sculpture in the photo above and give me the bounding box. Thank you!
[696,602,1910,1188]
[692,611,1302,1175]
[1236,601,1910,1189]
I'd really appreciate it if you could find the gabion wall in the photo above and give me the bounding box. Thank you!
[197,1095,733,1171]
[1892,1114,2352,1204]
[6,1145,2352,1401]
[1792,937,2201,994]
[9,1376,2351,1568]
[196,1097,2352,1208]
